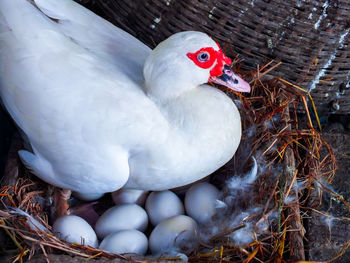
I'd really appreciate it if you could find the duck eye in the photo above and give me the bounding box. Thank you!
[197,52,210,62]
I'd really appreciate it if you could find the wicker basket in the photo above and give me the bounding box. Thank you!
[95,0,350,114]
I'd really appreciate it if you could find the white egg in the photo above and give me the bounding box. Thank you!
[99,230,148,255]
[73,191,104,201]
[53,215,98,248]
[145,190,184,226]
[111,189,148,206]
[184,182,219,224]
[95,204,148,239]
[149,215,198,254]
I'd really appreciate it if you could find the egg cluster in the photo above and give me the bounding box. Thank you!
[52,182,220,256]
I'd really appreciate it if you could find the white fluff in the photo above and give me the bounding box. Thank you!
[227,157,258,191]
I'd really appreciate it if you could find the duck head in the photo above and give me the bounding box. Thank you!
[143,31,250,101]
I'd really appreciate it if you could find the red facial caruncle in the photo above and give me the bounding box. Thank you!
[186,43,232,78]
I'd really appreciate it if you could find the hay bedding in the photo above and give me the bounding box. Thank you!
[0,61,344,263]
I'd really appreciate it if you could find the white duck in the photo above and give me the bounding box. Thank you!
[0,0,250,195]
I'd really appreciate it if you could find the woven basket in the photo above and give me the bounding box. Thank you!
[95,0,350,115]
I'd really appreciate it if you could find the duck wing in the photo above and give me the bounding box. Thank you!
[0,0,165,192]
[34,0,151,84]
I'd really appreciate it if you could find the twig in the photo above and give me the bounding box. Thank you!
[281,106,305,261]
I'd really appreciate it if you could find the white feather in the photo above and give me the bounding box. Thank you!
[9,208,47,232]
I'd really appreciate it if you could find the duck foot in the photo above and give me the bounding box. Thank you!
[53,188,71,218]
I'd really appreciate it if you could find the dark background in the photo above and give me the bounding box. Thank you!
[0,109,15,180]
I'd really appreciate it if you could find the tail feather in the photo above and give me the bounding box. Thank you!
[18,149,69,190]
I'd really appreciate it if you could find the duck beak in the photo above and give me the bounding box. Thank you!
[210,65,251,93]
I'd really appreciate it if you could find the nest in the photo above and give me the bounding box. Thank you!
[92,0,350,115]
[0,61,345,262]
